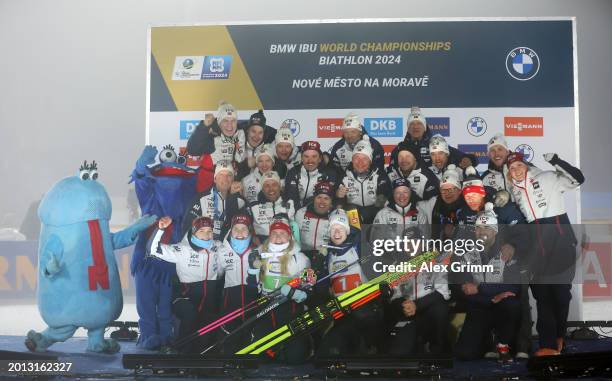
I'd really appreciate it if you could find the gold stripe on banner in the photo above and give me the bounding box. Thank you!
[151,26,262,111]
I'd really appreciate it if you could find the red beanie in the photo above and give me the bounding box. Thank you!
[232,214,252,227]
[506,152,525,168]
[270,219,291,236]
[192,217,214,233]
[301,141,322,155]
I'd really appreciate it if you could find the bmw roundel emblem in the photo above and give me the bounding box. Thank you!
[506,47,540,81]
[466,117,487,137]
[515,144,534,162]
[282,119,301,137]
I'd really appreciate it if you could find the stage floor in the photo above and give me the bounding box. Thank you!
[1,335,612,380]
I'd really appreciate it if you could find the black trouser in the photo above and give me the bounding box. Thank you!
[172,280,219,353]
[385,296,449,356]
[217,285,259,354]
[516,282,534,354]
[455,298,521,360]
[317,303,384,357]
[528,221,576,350]
[251,301,311,364]
[530,284,572,350]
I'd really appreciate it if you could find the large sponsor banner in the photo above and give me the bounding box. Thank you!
[148,18,578,222]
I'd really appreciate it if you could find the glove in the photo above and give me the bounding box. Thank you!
[280,284,308,303]
[45,254,61,277]
[543,153,559,163]
[493,190,510,208]
[135,145,158,173]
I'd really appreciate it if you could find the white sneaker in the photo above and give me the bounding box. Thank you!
[515,351,529,360]
[484,351,499,359]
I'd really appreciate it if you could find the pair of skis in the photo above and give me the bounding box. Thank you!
[235,250,451,356]
[173,247,369,351]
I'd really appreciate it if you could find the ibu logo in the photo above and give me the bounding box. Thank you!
[201,55,232,79]
[179,120,200,140]
[364,117,403,137]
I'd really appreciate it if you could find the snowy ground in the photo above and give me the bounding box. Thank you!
[1,299,611,337]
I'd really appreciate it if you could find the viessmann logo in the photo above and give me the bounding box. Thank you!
[504,117,544,137]
[317,118,344,138]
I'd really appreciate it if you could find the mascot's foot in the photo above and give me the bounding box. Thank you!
[25,330,53,352]
[136,334,162,351]
[87,338,120,354]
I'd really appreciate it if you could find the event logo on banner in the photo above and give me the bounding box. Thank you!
[172,55,232,80]
[172,56,205,80]
[364,118,403,138]
[317,118,344,138]
[504,117,544,136]
[426,117,450,137]
[382,145,395,165]
[515,144,535,162]
[457,144,488,165]
[202,55,232,79]
[582,240,612,298]
[506,47,541,81]
[281,119,301,137]
[179,120,200,140]
[466,117,487,137]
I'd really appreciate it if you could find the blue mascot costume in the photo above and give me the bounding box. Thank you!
[25,161,156,353]
[130,145,200,350]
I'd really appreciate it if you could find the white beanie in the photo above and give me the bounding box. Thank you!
[261,170,281,185]
[441,164,462,189]
[256,144,275,164]
[217,102,237,122]
[407,106,427,128]
[352,135,373,161]
[343,112,361,130]
[487,133,508,152]
[475,202,499,232]
[429,134,450,155]
[462,166,485,195]
[274,126,295,147]
[214,161,234,178]
[329,209,350,234]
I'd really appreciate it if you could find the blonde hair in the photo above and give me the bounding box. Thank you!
[259,239,295,279]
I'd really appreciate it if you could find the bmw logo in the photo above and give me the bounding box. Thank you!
[515,144,534,162]
[182,58,194,70]
[506,47,540,81]
[466,117,487,137]
[282,119,301,137]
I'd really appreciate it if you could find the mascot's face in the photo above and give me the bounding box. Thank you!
[38,161,111,226]
[150,145,196,192]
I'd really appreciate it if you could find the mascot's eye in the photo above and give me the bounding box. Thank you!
[79,170,90,181]
[90,170,99,180]
[177,155,187,165]
[159,148,177,163]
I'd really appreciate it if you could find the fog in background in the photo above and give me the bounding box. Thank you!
[1,0,612,235]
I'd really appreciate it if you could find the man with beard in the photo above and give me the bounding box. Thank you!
[336,136,390,224]
[284,141,338,210]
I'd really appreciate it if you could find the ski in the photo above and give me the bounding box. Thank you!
[235,251,451,356]
[191,251,371,354]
